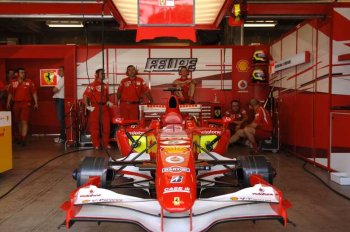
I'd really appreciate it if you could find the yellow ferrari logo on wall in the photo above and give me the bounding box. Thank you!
[40,69,58,87]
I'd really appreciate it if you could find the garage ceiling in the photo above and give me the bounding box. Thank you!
[0,0,345,45]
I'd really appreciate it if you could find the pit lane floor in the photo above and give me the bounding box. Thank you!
[1,136,350,232]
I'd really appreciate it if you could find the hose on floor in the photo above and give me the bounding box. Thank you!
[303,162,350,201]
[0,148,93,200]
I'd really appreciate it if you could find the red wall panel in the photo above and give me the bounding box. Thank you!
[0,45,76,136]
[279,92,296,151]
[294,92,314,157]
[6,59,63,134]
[313,93,330,157]
[331,113,350,152]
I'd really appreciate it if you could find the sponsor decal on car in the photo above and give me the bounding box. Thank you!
[170,175,183,183]
[129,131,144,135]
[81,198,124,203]
[163,187,190,194]
[200,130,221,135]
[160,140,189,145]
[162,166,190,173]
[160,146,190,153]
[165,155,185,164]
[173,197,184,206]
[79,194,101,197]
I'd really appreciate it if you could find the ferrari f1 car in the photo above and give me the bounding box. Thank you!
[60,91,291,231]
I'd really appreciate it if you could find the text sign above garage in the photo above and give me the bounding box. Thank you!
[270,51,310,74]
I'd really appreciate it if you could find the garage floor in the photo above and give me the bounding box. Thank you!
[1,136,350,232]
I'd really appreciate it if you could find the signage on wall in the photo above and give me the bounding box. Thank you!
[144,58,197,72]
[270,51,310,74]
[237,80,248,92]
[40,69,58,87]
[159,0,174,6]
[236,59,249,72]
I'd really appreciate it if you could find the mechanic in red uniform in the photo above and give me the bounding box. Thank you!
[173,66,196,104]
[225,99,248,135]
[117,65,153,120]
[229,98,272,153]
[83,69,114,149]
[7,68,38,146]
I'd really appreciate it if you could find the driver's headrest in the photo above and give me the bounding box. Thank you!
[162,110,183,125]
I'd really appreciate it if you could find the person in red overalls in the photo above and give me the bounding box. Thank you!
[225,99,248,135]
[173,66,196,104]
[7,68,38,146]
[117,65,153,120]
[83,69,113,149]
[229,98,272,153]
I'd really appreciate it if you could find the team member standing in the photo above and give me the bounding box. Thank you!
[225,99,248,134]
[229,98,272,153]
[52,66,66,143]
[7,68,38,146]
[83,69,113,149]
[173,66,196,104]
[117,65,153,120]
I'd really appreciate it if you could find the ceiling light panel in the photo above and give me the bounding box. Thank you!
[112,0,138,24]
[111,0,226,25]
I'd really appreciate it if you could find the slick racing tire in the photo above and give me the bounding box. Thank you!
[73,157,113,188]
[237,155,275,188]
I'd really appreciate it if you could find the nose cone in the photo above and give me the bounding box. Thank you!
[160,187,195,212]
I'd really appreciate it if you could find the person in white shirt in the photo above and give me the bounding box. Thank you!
[53,66,65,143]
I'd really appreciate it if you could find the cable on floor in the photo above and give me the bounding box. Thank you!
[0,148,93,200]
[303,161,350,201]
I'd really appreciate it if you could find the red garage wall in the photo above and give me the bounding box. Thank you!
[270,4,350,171]
[0,45,76,134]
[1,45,270,136]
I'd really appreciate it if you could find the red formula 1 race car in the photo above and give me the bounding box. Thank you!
[60,91,291,232]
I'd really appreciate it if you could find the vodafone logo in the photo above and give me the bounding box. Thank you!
[201,130,221,135]
[165,156,184,164]
[129,131,144,135]
[238,80,248,90]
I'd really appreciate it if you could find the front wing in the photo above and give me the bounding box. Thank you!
[61,176,291,232]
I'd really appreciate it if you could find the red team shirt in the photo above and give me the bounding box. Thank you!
[225,109,247,121]
[8,78,36,102]
[174,77,191,101]
[117,77,149,102]
[83,80,109,105]
[253,106,272,131]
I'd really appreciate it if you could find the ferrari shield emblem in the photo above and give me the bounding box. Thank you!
[173,197,184,206]
[213,106,221,119]
[40,69,58,87]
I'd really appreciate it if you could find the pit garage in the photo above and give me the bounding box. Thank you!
[0,1,350,232]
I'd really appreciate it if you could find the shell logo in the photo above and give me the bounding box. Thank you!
[236,59,249,72]
[161,146,190,154]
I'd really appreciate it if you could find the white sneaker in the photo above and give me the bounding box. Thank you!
[54,137,65,143]
[244,140,253,148]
